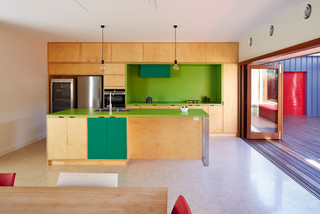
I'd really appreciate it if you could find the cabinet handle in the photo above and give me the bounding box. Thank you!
[69,116,75,118]
[99,116,105,118]
[58,116,64,118]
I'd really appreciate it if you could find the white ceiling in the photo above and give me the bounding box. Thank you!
[0,0,304,42]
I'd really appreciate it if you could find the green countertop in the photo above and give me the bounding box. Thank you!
[127,102,221,106]
[47,108,209,117]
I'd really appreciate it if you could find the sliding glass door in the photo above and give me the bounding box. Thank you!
[246,65,283,139]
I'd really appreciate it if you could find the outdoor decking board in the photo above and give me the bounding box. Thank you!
[244,115,320,199]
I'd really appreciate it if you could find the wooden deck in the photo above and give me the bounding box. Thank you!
[244,115,320,199]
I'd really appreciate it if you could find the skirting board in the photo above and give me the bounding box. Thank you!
[0,135,46,157]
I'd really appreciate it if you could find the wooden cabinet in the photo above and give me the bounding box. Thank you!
[88,118,127,159]
[140,105,170,109]
[104,75,126,89]
[126,105,141,109]
[47,117,87,160]
[223,63,238,133]
[48,64,102,75]
[112,43,143,62]
[80,43,111,63]
[143,43,174,63]
[209,105,223,133]
[205,43,238,63]
[187,105,209,113]
[177,43,206,63]
[48,43,80,62]
[104,64,126,75]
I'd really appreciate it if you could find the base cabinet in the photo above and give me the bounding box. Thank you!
[47,117,87,160]
[88,118,127,159]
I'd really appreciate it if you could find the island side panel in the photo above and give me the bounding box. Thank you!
[127,117,202,159]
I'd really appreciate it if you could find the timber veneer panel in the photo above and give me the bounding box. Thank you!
[48,64,102,75]
[112,43,143,62]
[143,43,175,62]
[223,63,238,133]
[48,43,80,62]
[80,42,111,63]
[104,74,126,89]
[209,105,223,133]
[205,43,238,63]
[47,117,67,160]
[104,63,126,75]
[67,117,87,159]
[177,43,206,62]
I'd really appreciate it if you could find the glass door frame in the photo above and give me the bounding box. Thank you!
[246,64,283,139]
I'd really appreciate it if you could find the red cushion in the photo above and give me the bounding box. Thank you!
[171,195,192,214]
[0,173,16,186]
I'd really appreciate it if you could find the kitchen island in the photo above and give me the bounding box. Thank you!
[47,109,209,166]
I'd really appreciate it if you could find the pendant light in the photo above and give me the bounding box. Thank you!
[173,25,179,71]
[100,25,106,71]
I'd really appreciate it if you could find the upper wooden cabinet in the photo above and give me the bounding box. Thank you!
[104,64,126,75]
[112,43,143,62]
[80,43,111,63]
[143,43,175,63]
[177,43,206,63]
[205,43,238,63]
[48,64,102,75]
[48,43,80,62]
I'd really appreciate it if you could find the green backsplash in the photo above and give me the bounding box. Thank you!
[126,63,222,104]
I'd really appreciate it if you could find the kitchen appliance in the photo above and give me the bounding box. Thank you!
[50,79,75,113]
[77,76,103,109]
[146,97,152,104]
[104,89,125,108]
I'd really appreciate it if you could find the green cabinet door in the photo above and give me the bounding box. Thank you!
[88,118,108,159]
[88,118,127,159]
[107,118,127,159]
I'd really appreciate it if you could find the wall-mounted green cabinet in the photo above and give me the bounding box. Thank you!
[88,118,127,159]
[140,64,171,78]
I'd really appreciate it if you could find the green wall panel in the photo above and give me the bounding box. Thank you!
[88,118,108,159]
[140,64,171,78]
[107,118,127,159]
[126,64,222,103]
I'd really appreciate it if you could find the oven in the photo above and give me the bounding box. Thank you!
[104,89,125,108]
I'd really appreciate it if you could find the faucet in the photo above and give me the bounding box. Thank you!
[109,93,112,115]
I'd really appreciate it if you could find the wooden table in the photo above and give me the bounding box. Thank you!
[0,187,167,214]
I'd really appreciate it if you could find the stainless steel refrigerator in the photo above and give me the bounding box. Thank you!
[77,76,103,109]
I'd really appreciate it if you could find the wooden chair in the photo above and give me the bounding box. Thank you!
[171,195,192,214]
[57,172,118,187]
[0,173,16,186]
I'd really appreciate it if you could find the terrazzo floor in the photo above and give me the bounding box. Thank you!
[0,137,319,213]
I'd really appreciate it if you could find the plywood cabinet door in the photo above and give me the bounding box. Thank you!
[140,105,170,109]
[209,105,223,133]
[48,43,80,62]
[104,75,126,89]
[112,43,143,62]
[187,105,209,113]
[67,117,88,159]
[205,43,238,63]
[223,63,238,134]
[177,43,206,63]
[143,43,175,63]
[126,105,141,109]
[48,64,102,75]
[47,117,67,159]
[104,64,126,75]
[80,43,111,63]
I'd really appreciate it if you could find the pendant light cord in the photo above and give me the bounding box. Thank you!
[101,25,105,63]
[174,25,177,61]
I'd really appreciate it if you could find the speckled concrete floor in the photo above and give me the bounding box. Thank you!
[0,137,319,213]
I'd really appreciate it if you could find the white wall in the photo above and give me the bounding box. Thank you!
[239,0,320,62]
[0,24,47,156]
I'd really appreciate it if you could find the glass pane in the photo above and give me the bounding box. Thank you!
[52,83,71,99]
[251,68,278,133]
